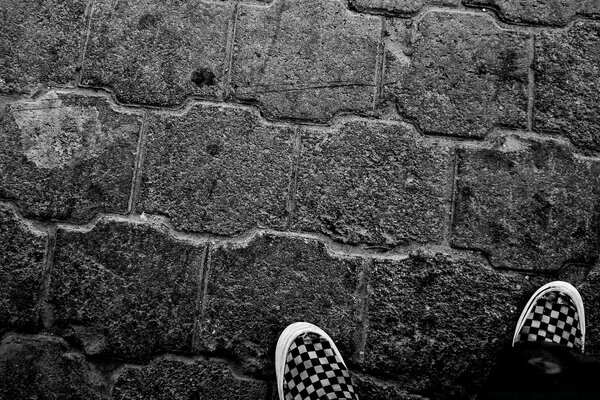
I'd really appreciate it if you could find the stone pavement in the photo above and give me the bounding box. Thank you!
[0,0,599,399]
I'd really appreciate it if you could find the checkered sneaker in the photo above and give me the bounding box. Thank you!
[283,333,358,400]
[517,291,583,351]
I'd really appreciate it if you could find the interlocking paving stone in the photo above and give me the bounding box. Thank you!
[0,91,141,222]
[0,0,87,94]
[464,0,600,27]
[452,135,600,272]
[113,357,269,400]
[49,220,205,360]
[0,334,106,400]
[0,205,46,331]
[231,0,381,122]
[365,252,534,398]
[82,0,233,106]
[533,22,600,154]
[139,105,294,235]
[196,235,362,375]
[350,0,458,14]
[292,120,452,246]
[384,12,529,138]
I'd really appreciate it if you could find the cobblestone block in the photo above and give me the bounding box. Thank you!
[231,0,381,122]
[350,0,457,15]
[196,234,362,375]
[82,0,233,106]
[139,105,294,235]
[0,0,87,94]
[292,121,452,246]
[0,91,141,222]
[0,205,46,331]
[452,135,600,272]
[113,356,269,400]
[49,221,205,360]
[533,22,600,154]
[0,334,106,400]
[365,253,532,398]
[464,0,600,27]
[384,12,528,138]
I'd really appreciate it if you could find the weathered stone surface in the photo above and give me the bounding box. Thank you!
[113,356,269,400]
[292,121,452,246]
[533,22,600,153]
[464,0,600,27]
[139,105,294,235]
[231,0,381,122]
[578,266,600,359]
[353,374,428,400]
[0,0,86,94]
[0,91,141,222]
[350,0,457,15]
[49,220,205,360]
[384,12,528,138]
[0,205,46,331]
[196,235,362,375]
[452,135,600,271]
[365,253,534,398]
[82,0,233,106]
[0,334,106,400]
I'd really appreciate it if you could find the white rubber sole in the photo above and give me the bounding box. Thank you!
[275,322,347,400]
[512,281,585,352]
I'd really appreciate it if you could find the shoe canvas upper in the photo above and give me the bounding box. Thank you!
[283,333,358,400]
[517,291,583,351]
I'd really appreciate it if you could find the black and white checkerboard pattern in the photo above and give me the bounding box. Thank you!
[283,333,358,400]
[518,291,582,350]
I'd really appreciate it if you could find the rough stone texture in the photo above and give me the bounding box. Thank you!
[578,265,600,360]
[384,12,529,138]
[452,135,600,272]
[0,91,141,222]
[2,3,600,399]
[533,22,600,154]
[231,0,381,122]
[0,0,87,94]
[350,0,458,15]
[196,234,363,376]
[49,220,205,361]
[0,205,46,331]
[292,121,452,246]
[113,357,269,400]
[82,0,233,106]
[364,252,534,399]
[0,334,107,400]
[353,374,428,400]
[464,0,600,27]
[139,105,294,235]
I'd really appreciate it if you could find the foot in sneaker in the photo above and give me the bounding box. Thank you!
[512,281,585,353]
[275,322,359,400]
